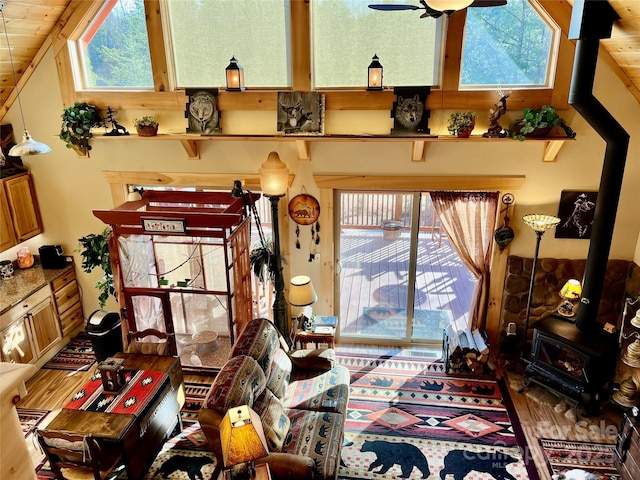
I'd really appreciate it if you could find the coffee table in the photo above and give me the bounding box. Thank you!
[42,353,184,480]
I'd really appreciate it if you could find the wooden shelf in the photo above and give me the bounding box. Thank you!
[91,133,574,162]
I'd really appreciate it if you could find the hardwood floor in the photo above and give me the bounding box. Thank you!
[17,344,623,479]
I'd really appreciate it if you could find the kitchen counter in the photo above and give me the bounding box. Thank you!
[0,263,73,316]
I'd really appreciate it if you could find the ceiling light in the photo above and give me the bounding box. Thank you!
[0,3,51,156]
[425,0,474,13]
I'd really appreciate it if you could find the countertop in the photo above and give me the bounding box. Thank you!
[0,263,74,316]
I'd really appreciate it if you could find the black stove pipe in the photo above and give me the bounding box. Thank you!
[568,0,629,331]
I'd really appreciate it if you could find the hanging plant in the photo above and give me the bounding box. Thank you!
[250,238,287,285]
[77,227,115,308]
[59,102,103,154]
[509,105,576,141]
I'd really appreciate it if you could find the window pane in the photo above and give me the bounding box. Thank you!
[166,0,290,88]
[312,0,442,88]
[78,0,153,89]
[461,0,555,88]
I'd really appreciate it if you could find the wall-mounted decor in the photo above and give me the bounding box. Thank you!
[288,191,320,256]
[391,86,431,136]
[555,190,598,239]
[277,92,325,135]
[142,218,186,234]
[186,89,221,135]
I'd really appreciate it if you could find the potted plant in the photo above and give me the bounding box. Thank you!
[447,111,477,138]
[250,238,287,285]
[133,115,159,137]
[509,105,576,141]
[77,227,115,308]
[59,102,103,155]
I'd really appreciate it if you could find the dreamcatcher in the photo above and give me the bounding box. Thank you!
[288,188,320,261]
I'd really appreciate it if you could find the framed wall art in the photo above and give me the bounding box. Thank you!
[555,190,598,239]
[277,92,325,136]
[391,86,432,136]
[185,88,221,135]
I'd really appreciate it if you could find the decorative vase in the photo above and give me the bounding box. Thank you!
[136,125,158,137]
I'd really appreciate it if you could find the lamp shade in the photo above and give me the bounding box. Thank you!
[425,0,473,12]
[259,152,289,196]
[289,275,317,306]
[559,279,581,299]
[522,214,561,232]
[632,309,640,329]
[8,131,52,156]
[219,405,268,468]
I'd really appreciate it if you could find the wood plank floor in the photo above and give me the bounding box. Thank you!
[17,345,623,479]
[338,228,476,341]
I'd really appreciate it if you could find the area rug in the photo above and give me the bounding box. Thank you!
[17,407,50,438]
[337,353,537,480]
[181,380,211,427]
[539,438,620,480]
[42,331,95,371]
[361,307,450,339]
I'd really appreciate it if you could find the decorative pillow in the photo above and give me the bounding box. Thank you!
[204,355,265,412]
[126,340,169,356]
[231,318,281,376]
[266,348,292,399]
[254,388,290,452]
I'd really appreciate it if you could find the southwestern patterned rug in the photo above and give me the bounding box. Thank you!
[539,438,620,480]
[337,353,537,480]
[17,407,50,439]
[42,331,95,371]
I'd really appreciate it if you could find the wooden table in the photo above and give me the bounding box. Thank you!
[295,327,335,349]
[223,463,271,480]
[42,353,184,480]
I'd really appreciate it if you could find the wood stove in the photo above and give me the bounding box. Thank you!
[521,315,618,416]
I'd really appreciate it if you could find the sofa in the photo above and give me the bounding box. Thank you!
[198,318,350,480]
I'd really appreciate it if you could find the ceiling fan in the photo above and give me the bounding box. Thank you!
[368,0,507,19]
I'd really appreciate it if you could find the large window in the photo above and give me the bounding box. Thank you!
[76,0,153,89]
[312,0,443,88]
[460,0,558,89]
[164,0,291,89]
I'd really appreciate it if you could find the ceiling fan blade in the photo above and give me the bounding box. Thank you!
[368,4,422,11]
[469,0,508,7]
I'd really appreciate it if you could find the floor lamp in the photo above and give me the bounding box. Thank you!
[521,214,561,357]
[259,152,289,340]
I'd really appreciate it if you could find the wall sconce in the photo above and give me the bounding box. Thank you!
[289,275,317,331]
[619,296,640,369]
[367,54,383,90]
[557,279,582,318]
[1,3,51,156]
[226,56,245,91]
[219,405,268,479]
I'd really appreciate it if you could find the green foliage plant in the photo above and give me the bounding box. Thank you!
[250,239,287,285]
[447,111,477,135]
[509,105,576,141]
[59,102,103,153]
[133,116,158,129]
[78,227,115,308]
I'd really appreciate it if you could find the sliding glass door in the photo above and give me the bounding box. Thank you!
[336,191,475,346]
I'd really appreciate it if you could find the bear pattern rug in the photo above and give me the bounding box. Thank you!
[337,354,533,480]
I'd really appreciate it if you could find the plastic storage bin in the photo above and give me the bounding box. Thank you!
[86,310,123,362]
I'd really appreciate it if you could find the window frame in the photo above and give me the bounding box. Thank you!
[52,0,571,113]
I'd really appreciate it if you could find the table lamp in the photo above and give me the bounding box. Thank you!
[558,279,582,318]
[289,275,317,331]
[220,405,269,480]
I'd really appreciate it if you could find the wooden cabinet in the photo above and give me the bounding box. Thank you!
[616,413,640,480]
[0,172,43,252]
[52,269,84,336]
[0,286,60,364]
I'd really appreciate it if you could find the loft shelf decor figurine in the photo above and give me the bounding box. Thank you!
[483,91,510,138]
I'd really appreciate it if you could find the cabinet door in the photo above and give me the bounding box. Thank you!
[3,172,43,243]
[28,298,61,357]
[0,185,17,251]
[1,318,36,363]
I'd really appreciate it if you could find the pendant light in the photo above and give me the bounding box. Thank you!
[0,3,51,156]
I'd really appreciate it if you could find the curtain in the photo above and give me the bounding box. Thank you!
[430,191,499,331]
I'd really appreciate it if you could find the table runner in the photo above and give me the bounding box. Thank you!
[65,369,168,418]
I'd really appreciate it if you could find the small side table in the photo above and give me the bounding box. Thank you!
[223,463,271,480]
[295,328,335,349]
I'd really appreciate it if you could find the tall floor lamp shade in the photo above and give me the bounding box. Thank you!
[259,152,289,340]
[521,214,561,356]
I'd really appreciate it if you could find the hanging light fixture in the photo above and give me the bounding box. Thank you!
[425,0,474,14]
[0,3,51,156]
